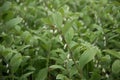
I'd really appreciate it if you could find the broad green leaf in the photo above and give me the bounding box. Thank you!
[6,17,22,27]
[92,24,104,34]
[100,0,108,4]
[101,55,111,63]
[26,66,35,71]
[110,40,120,49]
[90,70,101,80]
[69,41,79,50]
[0,1,11,13]
[0,45,5,53]
[56,74,65,80]
[4,52,13,61]
[103,49,120,59]
[50,48,67,60]
[35,68,48,80]
[59,5,70,16]
[20,72,33,80]
[64,27,74,44]
[51,12,63,28]
[79,47,98,69]
[41,17,51,25]
[21,31,32,43]
[69,66,78,77]
[1,48,14,61]
[14,25,21,32]
[17,45,31,51]
[34,56,46,60]
[37,37,51,51]
[112,60,120,74]
[21,56,31,65]
[10,53,22,73]
[62,21,73,35]
[49,65,65,70]
[56,74,69,80]
[29,36,39,46]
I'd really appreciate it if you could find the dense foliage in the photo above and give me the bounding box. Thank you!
[0,0,120,80]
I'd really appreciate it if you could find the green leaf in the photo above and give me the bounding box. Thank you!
[1,48,14,61]
[92,24,104,34]
[38,37,52,51]
[17,45,31,51]
[26,66,35,71]
[101,55,111,63]
[4,51,13,61]
[69,41,79,50]
[112,60,120,74]
[56,74,65,80]
[90,70,101,80]
[0,1,11,13]
[21,56,31,65]
[79,47,98,69]
[35,68,48,80]
[14,25,21,32]
[6,17,23,27]
[20,72,33,79]
[49,65,65,70]
[56,74,69,80]
[62,21,73,35]
[103,49,120,59]
[64,27,74,44]
[0,45,5,53]
[51,12,63,28]
[69,66,78,77]
[41,17,51,25]
[50,48,67,60]
[10,53,22,73]
[21,31,32,43]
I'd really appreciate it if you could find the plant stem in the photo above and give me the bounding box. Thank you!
[51,25,83,79]
[46,52,50,80]
[66,42,83,79]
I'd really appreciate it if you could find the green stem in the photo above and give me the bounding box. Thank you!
[61,32,83,79]
[46,51,50,80]
[51,25,83,79]
[67,43,83,79]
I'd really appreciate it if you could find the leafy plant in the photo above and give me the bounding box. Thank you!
[0,0,120,80]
